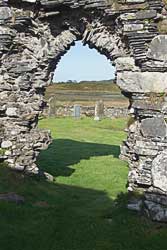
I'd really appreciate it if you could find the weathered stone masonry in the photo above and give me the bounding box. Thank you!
[1,0,167,221]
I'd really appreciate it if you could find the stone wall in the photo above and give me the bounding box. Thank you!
[45,105,128,118]
[1,0,167,221]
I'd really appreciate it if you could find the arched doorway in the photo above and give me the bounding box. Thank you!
[46,40,126,118]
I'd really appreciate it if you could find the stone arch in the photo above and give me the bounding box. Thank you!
[29,9,126,82]
[1,0,167,221]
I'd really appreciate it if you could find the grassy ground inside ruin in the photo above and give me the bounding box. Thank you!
[0,117,167,250]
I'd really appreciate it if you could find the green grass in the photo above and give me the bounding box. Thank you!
[38,117,128,197]
[0,117,167,250]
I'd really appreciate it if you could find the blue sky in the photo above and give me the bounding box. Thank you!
[53,41,115,82]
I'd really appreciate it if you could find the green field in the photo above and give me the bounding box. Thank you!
[48,80,120,93]
[45,81,128,108]
[0,117,166,250]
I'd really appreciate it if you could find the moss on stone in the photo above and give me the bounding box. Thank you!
[0,148,6,156]
[163,0,167,8]
[106,0,149,11]
[157,19,167,34]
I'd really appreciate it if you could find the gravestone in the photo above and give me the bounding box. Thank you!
[94,100,104,121]
[73,105,81,119]
[48,97,57,117]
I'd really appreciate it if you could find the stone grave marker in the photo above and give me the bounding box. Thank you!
[94,100,104,121]
[73,104,81,119]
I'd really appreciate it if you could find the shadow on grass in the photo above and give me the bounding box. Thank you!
[37,139,120,177]
[0,166,163,250]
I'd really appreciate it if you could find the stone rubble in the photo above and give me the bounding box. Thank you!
[0,192,25,204]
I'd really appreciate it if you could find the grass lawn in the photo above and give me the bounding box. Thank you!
[0,117,167,250]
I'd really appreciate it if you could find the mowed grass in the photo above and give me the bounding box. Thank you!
[0,117,166,250]
[38,117,128,198]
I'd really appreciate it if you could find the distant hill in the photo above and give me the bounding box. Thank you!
[45,80,128,107]
[46,79,121,99]
[54,79,115,84]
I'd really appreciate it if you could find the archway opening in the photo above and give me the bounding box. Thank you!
[45,41,128,117]
[54,41,115,82]
[38,39,129,178]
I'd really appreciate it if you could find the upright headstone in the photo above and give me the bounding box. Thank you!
[73,104,81,119]
[94,100,104,121]
[48,97,58,117]
[48,97,53,117]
